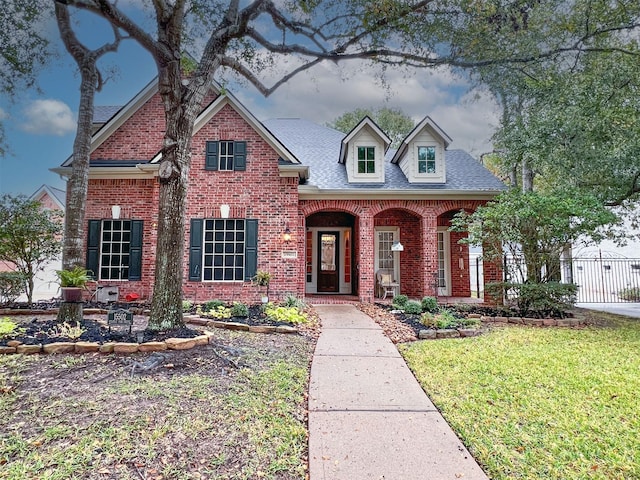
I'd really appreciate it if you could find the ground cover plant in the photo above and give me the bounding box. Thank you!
[0,326,314,479]
[400,311,640,480]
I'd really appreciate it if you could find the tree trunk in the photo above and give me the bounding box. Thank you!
[56,63,96,323]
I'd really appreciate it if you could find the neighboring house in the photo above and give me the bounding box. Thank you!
[52,78,505,304]
[0,185,65,302]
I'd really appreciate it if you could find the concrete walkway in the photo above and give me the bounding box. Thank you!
[308,304,488,480]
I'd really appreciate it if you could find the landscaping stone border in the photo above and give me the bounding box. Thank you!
[0,314,299,356]
[416,313,588,341]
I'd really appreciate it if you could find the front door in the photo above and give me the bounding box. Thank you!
[317,232,339,292]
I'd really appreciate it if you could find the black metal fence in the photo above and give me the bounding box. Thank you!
[501,256,640,303]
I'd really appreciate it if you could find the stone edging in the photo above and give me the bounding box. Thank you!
[0,315,299,356]
[417,314,588,340]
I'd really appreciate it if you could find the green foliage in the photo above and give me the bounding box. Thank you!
[0,194,63,303]
[253,270,272,287]
[420,309,478,330]
[56,266,91,288]
[202,300,225,311]
[403,300,423,315]
[391,294,409,309]
[263,304,308,324]
[618,287,640,302]
[282,294,306,310]
[230,301,249,318]
[421,296,438,313]
[202,305,232,320]
[327,107,414,148]
[0,272,27,303]
[0,317,24,339]
[452,188,617,283]
[182,300,193,311]
[487,282,578,317]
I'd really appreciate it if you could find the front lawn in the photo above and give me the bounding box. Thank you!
[400,312,640,480]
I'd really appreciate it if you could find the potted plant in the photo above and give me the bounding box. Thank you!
[56,266,91,303]
[253,270,272,303]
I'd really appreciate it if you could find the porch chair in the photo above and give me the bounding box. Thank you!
[376,269,400,299]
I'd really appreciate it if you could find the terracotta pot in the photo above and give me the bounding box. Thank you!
[61,287,83,303]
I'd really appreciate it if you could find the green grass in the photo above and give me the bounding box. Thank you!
[401,316,640,479]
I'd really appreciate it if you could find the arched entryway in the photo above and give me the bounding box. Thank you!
[305,211,357,295]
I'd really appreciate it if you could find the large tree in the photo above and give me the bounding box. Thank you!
[0,194,63,304]
[53,0,640,329]
[53,2,124,322]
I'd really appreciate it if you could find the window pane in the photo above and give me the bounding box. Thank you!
[202,217,246,282]
[99,219,133,281]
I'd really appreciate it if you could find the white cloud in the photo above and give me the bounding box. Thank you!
[233,58,499,157]
[20,99,76,136]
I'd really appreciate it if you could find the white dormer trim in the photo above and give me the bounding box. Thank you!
[340,117,391,184]
[392,116,451,184]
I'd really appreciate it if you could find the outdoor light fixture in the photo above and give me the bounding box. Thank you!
[283,225,292,243]
[220,204,230,219]
[111,205,121,219]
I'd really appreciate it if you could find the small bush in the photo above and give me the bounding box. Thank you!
[0,272,26,303]
[282,293,306,310]
[182,300,193,311]
[487,282,577,317]
[420,312,436,328]
[203,299,225,311]
[202,305,232,319]
[0,317,25,339]
[230,301,249,318]
[618,287,640,302]
[404,300,423,315]
[263,303,308,324]
[392,294,409,309]
[434,309,458,329]
[421,296,438,313]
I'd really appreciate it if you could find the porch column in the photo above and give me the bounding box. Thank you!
[422,213,438,298]
[358,210,375,302]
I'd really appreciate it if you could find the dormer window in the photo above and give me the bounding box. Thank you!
[357,146,376,174]
[418,146,436,174]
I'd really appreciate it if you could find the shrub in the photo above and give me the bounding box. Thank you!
[263,303,308,324]
[434,309,458,329]
[230,301,249,318]
[202,299,225,311]
[0,317,24,339]
[0,272,26,303]
[404,300,423,315]
[392,294,409,309]
[203,305,232,319]
[282,293,306,310]
[487,281,577,317]
[421,296,438,313]
[420,312,436,328]
[618,287,640,302]
[182,300,193,312]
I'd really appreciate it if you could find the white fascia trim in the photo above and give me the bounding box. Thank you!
[298,186,502,201]
[279,164,309,179]
[339,117,392,164]
[51,165,159,180]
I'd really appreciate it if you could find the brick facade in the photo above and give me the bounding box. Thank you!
[79,88,501,305]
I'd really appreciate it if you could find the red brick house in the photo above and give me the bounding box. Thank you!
[53,78,505,304]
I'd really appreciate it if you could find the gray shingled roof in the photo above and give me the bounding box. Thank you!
[263,118,506,192]
[94,106,122,124]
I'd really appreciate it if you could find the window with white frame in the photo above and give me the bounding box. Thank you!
[100,220,131,280]
[418,146,436,174]
[203,219,245,281]
[357,146,376,174]
[218,141,235,171]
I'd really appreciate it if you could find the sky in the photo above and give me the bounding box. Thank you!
[0,6,500,198]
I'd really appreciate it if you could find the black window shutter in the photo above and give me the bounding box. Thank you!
[205,141,219,171]
[189,219,204,281]
[128,220,143,280]
[234,141,247,171]
[86,220,101,280]
[244,219,258,281]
